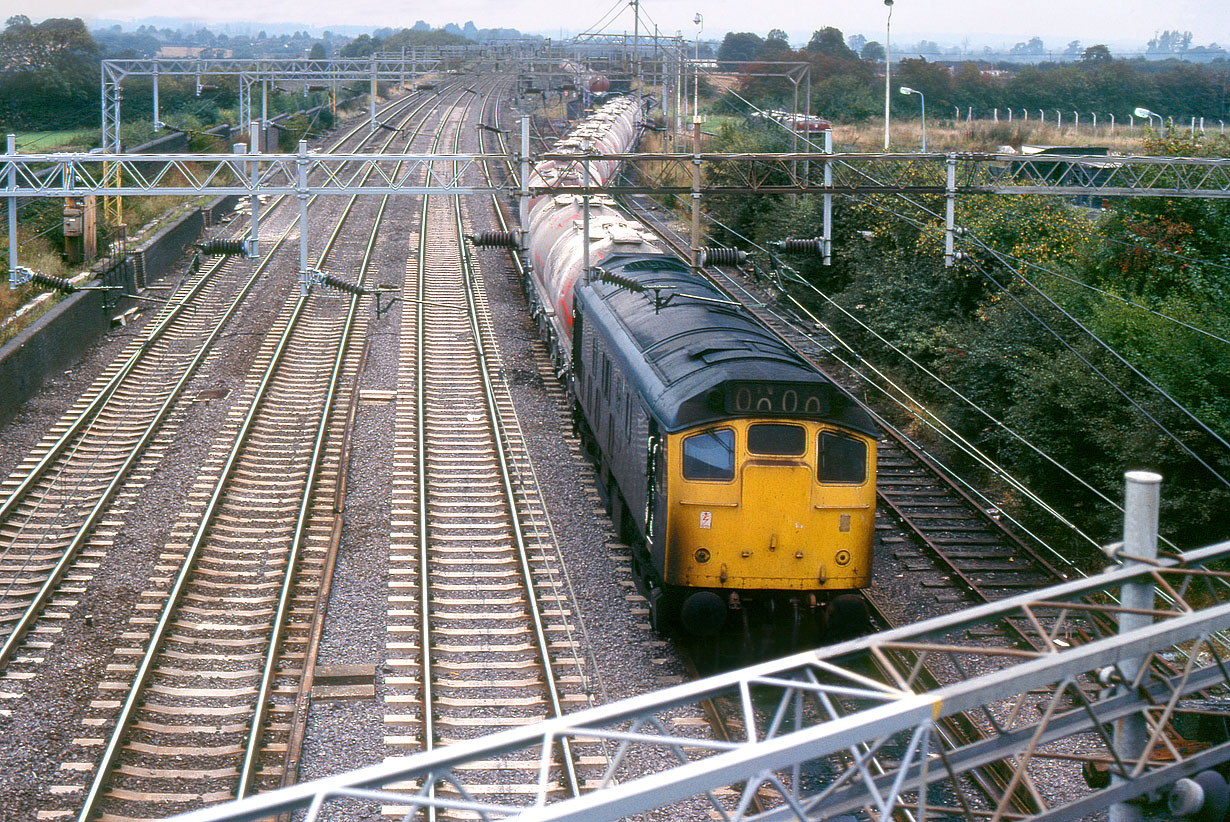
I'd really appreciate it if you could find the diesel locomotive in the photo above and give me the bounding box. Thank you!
[506,96,878,636]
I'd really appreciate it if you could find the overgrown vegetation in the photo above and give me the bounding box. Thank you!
[702,122,1230,558]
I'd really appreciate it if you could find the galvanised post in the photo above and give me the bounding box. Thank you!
[247,123,261,258]
[239,76,251,140]
[581,137,591,279]
[7,134,16,287]
[691,117,701,273]
[152,65,160,131]
[519,116,530,251]
[945,153,956,266]
[369,56,377,133]
[1109,470,1161,822]
[296,139,310,295]
[822,129,832,266]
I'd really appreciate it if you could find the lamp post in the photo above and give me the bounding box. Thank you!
[1134,106,1163,137]
[692,12,703,127]
[883,0,894,150]
[899,85,925,151]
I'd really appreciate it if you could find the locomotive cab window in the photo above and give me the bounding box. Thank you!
[817,432,867,484]
[682,428,735,481]
[747,423,806,456]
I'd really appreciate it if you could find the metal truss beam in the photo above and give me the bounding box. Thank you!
[102,55,460,153]
[537,150,1230,198]
[0,151,501,197]
[101,54,474,85]
[161,534,1230,822]
[6,150,1230,199]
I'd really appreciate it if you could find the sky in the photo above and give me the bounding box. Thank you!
[15,0,1230,51]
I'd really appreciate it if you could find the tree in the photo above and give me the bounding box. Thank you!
[767,28,788,44]
[308,42,326,59]
[847,33,866,54]
[0,16,96,70]
[806,27,857,60]
[896,57,954,112]
[1080,44,1112,64]
[756,36,793,61]
[1147,30,1192,54]
[716,32,763,67]
[1064,40,1082,57]
[340,33,378,57]
[860,41,885,62]
[1009,36,1045,59]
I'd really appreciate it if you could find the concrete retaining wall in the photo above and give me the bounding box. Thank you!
[131,208,204,290]
[0,192,237,422]
[0,287,109,422]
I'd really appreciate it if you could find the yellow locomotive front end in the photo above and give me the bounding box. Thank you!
[664,418,876,598]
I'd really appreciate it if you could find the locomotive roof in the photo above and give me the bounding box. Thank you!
[576,255,877,436]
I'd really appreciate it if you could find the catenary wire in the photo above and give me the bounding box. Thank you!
[634,184,1102,557]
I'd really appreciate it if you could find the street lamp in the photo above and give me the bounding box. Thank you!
[899,86,925,151]
[693,12,703,126]
[883,0,894,150]
[1134,106,1163,137]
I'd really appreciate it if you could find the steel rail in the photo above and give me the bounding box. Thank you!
[0,91,438,673]
[0,186,313,668]
[0,256,222,525]
[450,102,581,799]
[414,86,480,822]
[235,88,448,798]
[75,289,311,822]
[73,89,443,821]
[0,84,430,526]
[861,593,1040,817]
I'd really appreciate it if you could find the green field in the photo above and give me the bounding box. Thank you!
[15,130,97,151]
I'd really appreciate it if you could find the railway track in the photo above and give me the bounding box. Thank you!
[0,87,464,820]
[382,84,613,817]
[0,89,439,687]
[63,88,454,820]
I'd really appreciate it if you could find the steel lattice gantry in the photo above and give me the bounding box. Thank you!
[100,51,486,152]
[158,531,1230,822]
[9,149,1230,199]
[7,146,1230,286]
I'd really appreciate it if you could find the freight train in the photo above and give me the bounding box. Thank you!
[481,96,877,638]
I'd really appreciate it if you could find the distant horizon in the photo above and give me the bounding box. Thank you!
[6,0,1221,50]
[71,15,1224,61]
